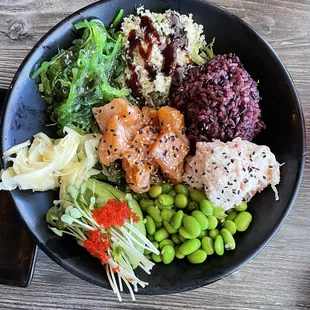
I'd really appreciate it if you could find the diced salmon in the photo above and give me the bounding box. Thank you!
[151,131,190,183]
[93,98,140,140]
[157,106,184,133]
[141,106,159,128]
[123,126,158,166]
[98,115,128,166]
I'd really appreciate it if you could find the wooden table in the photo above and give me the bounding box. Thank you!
[0,0,309,309]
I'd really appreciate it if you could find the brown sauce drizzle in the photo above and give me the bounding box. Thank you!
[126,13,188,97]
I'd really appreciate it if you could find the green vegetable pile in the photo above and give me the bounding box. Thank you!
[32,10,130,134]
[134,183,252,264]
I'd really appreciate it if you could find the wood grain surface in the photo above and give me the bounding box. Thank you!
[0,0,310,309]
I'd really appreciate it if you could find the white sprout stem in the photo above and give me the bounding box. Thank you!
[117,273,123,292]
[72,219,96,231]
[109,263,122,302]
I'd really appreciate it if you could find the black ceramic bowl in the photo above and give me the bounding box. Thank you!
[0,0,306,294]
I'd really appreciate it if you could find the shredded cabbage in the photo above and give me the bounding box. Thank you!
[0,127,102,193]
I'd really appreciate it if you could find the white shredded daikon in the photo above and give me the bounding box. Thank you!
[0,127,102,192]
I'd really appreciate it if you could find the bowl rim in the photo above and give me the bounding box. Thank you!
[1,0,306,295]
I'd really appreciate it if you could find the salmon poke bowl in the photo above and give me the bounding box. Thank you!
[0,0,305,301]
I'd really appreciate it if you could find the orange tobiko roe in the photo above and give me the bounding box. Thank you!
[92,199,140,230]
[82,230,111,264]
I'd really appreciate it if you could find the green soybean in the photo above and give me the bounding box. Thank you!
[179,232,187,243]
[152,241,159,249]
[155,198,173,210]
[145,215,156,235]
[172,210,184,230]
[175,184,190,196]
[234,211,252,232]
[179,226,194,239]
[171,233,181,245]
[214,235,224,256]
[147,234,154,241]
[168,189,177,197]
[161,183,174,194]
[155,221,163,229]
[163,221,178,234]
[175,245,185,259]
[198,230,208,239]
[158,194,174,206]
[201,236,214,255]
[140,199,155,212]
[161,209,176,223]
[207,216,218,230]
[159,239,174,249]
[144,248,151,255]
[235,201,248,212]
[213,206,226,219]
[187,201,198,212]
[175,193,188,209]
[226,210,238,221]
[223,220,237,235]
[154,227,169,242]
[209,229,220,240]
[191,210,209,230]
[190,189,207,203]
[151,253,162,263]
[183,215,201,238]
[147,206,162,223]
[149,185,162,198]
[200,200,214,216]
[179,238,201,256]
[221,228,236,250]
[161,245,175,264]
[187,249,207,264]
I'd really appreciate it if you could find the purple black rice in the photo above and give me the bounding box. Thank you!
[170,53,265,146]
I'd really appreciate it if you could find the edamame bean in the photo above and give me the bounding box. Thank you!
[187,249,207,264]
[168,189,177,197]
[223,220,237,235]
[179,238,201,256]
[214,235,224,256]
[190,189,207,203]
[221,228,236,250]
[161,183,174,194]
[226,210,238,221]
[144,248,151,255]
[179,232,187,243]
[175,245,185,259]
[175,193,188,209]
[152,241,159,249]
[187,201,198,212]
[151,253,162,263]
[159,239,174,249]
[149,185,162,198]
[191,210,209,230]
[172,210,184,230]
[161,245,175,264]
[163,221,178,234]
[155,221,163,229]
[145,215,156,235]
[171,234,181,245]
[155,198,173,210]
[154,227,169,242]
[213,206,226,219]
[183,215,201,238]
[158,194,174,206]
[179,226,194,239]
[200,200,214,216]
[235,201,248,212]
[175,184,190,196]
[161,209,176,223]
[147,206,162,223]
[198,230,208,239]
[140,199,155,212]
[201,236,215,255]
[207,216,218,230]
[234,211,252,232]
[209,228,220,240]
[147,234,154,241]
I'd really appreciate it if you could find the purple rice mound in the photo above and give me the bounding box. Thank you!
[170,53,265,145]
